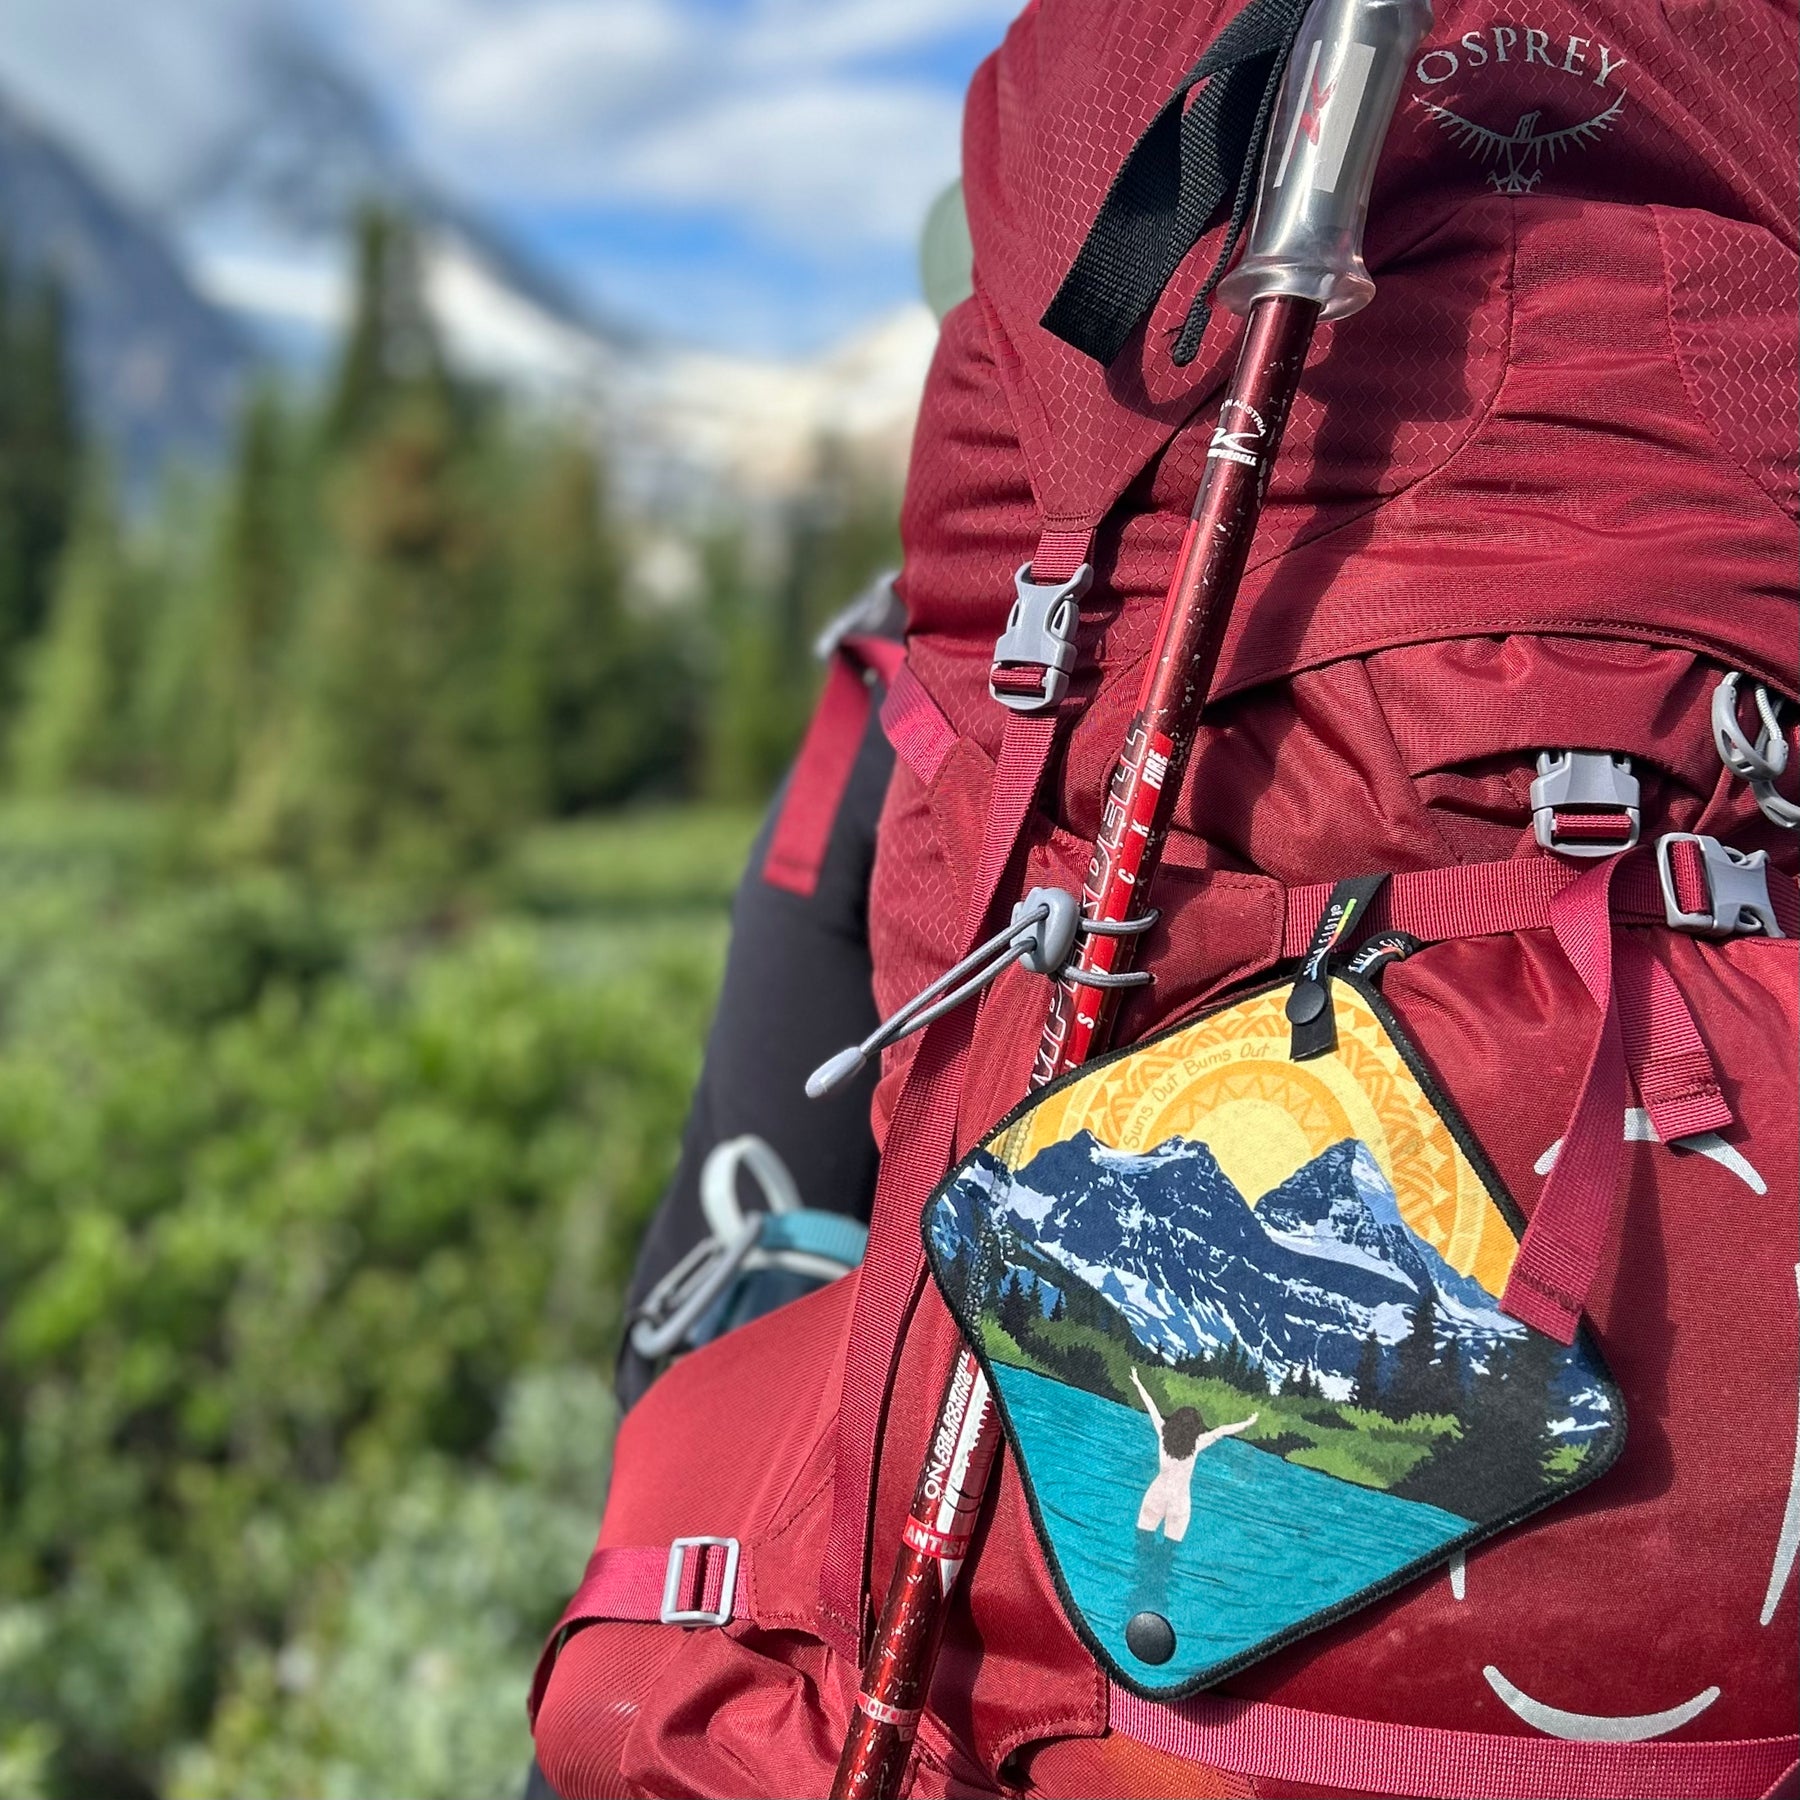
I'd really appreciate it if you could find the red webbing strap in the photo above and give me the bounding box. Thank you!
[1614,933,1731,1141]
[762,635,949,897]
[1109,1686,1800,1800]
[1283,852,1800,954]
[879,662,957,790]
[1280,848,1776,1341]
[819,526,1092,1648]
[1500,856,1627,1343]
[528,1540,752,1721]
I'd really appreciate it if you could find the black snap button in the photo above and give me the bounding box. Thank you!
[1125,1610,1177,1665]
[1284,979,1328,1024]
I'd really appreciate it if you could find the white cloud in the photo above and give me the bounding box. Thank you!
[422,1,697,137]
[0,0,1009,347]
[0,0,260,202]
[618,79,962,248]
[736,0,1017,71]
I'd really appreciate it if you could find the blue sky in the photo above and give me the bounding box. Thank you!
[0,0,1015,355]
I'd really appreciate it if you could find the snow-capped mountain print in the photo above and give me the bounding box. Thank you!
[933,1130,1610,1436]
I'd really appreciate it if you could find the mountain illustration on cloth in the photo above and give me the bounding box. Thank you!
[932,1129,1609,1435]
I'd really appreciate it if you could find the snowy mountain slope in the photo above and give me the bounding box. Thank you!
[0,89,250,484]
[2,32,932,508]
[937,1131,1530,1393]
[170,34,628,387]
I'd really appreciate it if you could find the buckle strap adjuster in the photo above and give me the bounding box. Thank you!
[1656,833,1784,938]
[1531,751,1640,857]
[661,1536,740,1626]
[989,562,1091,713]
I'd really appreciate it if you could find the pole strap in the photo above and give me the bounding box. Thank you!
[1039,0,1310,366]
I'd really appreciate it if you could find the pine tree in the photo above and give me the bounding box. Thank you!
[501,435,691,813]
[153,387,299,804]
[237,212,525,875]
[1389,1289,1440,1419]
[9,466,137,791]
[0,255,81,690]
[1353,1329,1386,1413]
[1395,1329,1566,1515]
[1049,1287,1067,1324]
[322,207,450,450]
[996,1270,1035,1345]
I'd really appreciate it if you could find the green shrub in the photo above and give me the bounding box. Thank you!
[0,803,748,1799]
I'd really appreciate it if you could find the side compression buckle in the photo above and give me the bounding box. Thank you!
[989,562,1090,712]
[1532,751,1640,857]
[661,1537,740,1627]
[1657,833,1784,938]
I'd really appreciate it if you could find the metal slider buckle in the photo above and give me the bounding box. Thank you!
[1656,833,1784,939]
[989,562,1091,713]
[661,1536,740,1627]
[1531,751,1641,857]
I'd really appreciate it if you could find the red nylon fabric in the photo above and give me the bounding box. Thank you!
[1501,857,1629,1340]
[1108,1688,1800,1800]
[1614,933,1732,1142]
[879,664,958,790]
[529,1542,750,1719]
[1280,850,1800,956]
[762,636,917,898]
[541,0,1799,1790]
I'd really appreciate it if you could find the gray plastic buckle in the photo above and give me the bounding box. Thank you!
[989,562,1091,712]
[813,571,903,662]
[1656,833,1784,938]
[661,1536,740,1626]
[1531,751,1641,857]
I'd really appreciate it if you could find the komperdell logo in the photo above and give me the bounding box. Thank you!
[1412,24,1627,195]
[922,1356,976,1503]
[1207,398,1268,469]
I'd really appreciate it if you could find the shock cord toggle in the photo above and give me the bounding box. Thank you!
[805,888,1157,1099]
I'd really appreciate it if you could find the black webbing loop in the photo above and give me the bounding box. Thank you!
[1040,0,1311,368]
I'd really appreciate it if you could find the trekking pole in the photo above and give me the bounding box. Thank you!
[831,2,1429,1792]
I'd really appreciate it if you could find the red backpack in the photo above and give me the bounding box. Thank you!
[531,1,1798,1794]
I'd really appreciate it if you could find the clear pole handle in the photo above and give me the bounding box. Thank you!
[1216,0,1432,321]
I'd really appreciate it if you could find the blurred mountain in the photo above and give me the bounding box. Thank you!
[0,90,250,487]
[170,33,637,396]
[1,33,932,513]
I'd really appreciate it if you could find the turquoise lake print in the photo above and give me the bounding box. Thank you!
[993,1363,1470,1686]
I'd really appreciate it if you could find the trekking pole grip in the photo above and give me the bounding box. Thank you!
[1216,0,1432,320]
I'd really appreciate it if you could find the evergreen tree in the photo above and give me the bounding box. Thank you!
[1049,1287,1067,1324]
[236,215,524,875]
[996,1270,1035,1345]
[322,208,450,449]
[154,388,299,803]
[1388,1289,1440,1419]
[1396,1330,1565,1515]
[1353,1329,1386,1413]
[501,435,691,812]
[10,467,136,791]
[940,1239,975,1316]
[700,448,900,806]
[0,254,81,690]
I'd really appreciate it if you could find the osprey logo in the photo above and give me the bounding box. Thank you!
[1412,23,1627,195]
[1423,95,1623,193]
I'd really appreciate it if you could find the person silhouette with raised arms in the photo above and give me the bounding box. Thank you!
[1129,1366,1258,1543]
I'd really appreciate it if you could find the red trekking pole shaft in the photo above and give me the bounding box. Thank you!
[831,5,1427,1792]
[832,292,1317,1800]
